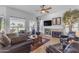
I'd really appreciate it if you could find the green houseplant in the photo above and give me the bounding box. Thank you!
[63,9,79,32]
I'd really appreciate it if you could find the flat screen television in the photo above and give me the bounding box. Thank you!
[44,20,52,26]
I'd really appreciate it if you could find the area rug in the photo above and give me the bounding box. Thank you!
[32,38,50,51]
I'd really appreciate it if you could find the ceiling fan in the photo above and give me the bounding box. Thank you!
[36,5,52,13]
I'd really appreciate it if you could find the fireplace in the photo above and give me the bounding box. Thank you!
[52,29,62,38]
[52,31,62,38]
[44,28,51,35]
[44,28,62,37]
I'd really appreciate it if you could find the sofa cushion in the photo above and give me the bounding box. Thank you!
[7,33,17,38]
[11,36,27,45]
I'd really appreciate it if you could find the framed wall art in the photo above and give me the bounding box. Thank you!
[52,18,56,25]
[52,17,61,25]
[56,17,61,25]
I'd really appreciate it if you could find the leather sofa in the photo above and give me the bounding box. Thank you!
[0,33,33,53]
[46,35,79,53]
[0,40,32,53]
[46,42,79,53]
[64,42,79,53]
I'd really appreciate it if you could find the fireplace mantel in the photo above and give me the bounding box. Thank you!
[52,29,63,32]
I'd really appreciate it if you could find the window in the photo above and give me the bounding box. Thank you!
[65,21,79,33]
[10,17,25,33]
[72,23,79,32]
[29,20,37,32]
[0,16,5,32]
[65,25,69,34]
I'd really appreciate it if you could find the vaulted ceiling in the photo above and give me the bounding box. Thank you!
[6,5,79,17]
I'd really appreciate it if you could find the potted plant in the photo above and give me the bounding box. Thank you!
[63,9,79,37]
[63,9,79,36]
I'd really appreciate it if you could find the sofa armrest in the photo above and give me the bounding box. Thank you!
[46,43,63,53]
[53,47,63,53]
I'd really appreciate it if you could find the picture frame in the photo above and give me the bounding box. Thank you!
[52,17,61,25]
[56,17,61,25]
[52,18,56,25]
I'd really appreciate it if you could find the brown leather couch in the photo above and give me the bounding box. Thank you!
[0,40,32,53]
[0,33,33,53]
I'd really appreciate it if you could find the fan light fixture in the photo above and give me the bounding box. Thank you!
[41,10,46,13]
[36,5,52,14]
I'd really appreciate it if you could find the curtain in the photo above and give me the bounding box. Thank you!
[0,17,2,30]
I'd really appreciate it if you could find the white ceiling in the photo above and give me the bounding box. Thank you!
[6,5,79,17]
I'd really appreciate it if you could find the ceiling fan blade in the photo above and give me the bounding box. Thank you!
[46,7,52,10]
[35,5,52,13]
[45,10,49,13]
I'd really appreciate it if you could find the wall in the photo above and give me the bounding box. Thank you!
[39,11,65,34]
[0,6,6,16]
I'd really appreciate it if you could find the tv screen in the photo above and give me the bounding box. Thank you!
[44,20,52,26]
